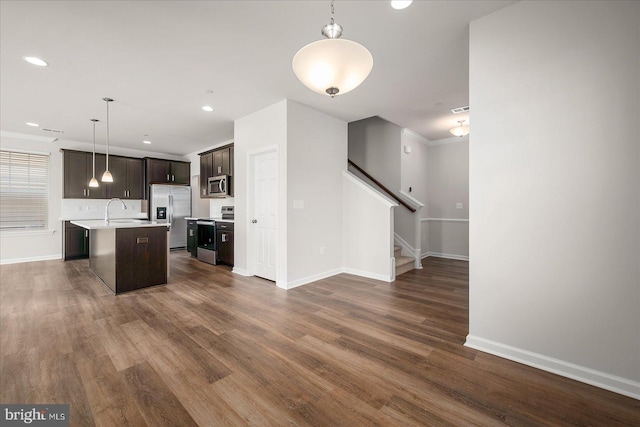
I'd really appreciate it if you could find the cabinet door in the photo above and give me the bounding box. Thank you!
[90,153,108,199]
[228,147,234,177]
[127,158,144,199]
[200,153,213,197]
[107,156,127,199]
[64,222,89,260]
[146,159,171,184]
[216,230,234,266]
[171,161,190,185]
[64,151,89,198]
[213,150,225,176]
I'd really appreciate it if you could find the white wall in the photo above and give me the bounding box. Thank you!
[426,138,469,259]
[343,172,396,281]
[468,0,640,398]
[233,99,347,288]
[286,101,346,287]
[233,100,288,280]
[0,133,187,264]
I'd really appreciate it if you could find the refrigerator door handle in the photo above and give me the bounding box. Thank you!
[168,194,174,226]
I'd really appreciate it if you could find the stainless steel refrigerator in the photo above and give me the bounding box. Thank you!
[149,184,191,249]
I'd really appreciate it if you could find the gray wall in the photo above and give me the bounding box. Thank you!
[425,140,469,258]
[348,116,402,192]
[468,0,639,397]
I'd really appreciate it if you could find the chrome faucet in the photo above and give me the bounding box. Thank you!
[105,198,127,222]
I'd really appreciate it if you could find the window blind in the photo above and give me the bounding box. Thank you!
[0,150,49,230]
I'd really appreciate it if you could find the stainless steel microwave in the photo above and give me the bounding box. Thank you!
[207,175,229,198]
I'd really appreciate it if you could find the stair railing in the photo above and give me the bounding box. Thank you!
[347,159,416,213]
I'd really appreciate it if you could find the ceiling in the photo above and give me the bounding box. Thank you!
[0,0,514,156]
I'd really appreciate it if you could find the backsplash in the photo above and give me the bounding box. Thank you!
[61,199,148,221]
[209,197,234,217]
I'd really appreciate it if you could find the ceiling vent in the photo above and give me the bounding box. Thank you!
[42,128,64,135]
[451,106,469,114]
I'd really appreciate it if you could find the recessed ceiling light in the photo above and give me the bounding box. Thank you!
[23,56,49,67]
[143,140,152,144]
[26,122,40,127]
[202,105,214,112]
[391,0,413,10]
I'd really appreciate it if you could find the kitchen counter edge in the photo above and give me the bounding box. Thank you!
[70,220,171,230]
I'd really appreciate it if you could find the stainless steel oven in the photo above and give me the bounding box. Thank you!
[196,219,216,264]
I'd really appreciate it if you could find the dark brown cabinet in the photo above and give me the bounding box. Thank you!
[64,221,89,260]
[216,221,234,266]
[199,144,234,198]
[108,156,144,199]
[64,150,144,199]
[145,158,190,185]
[199,152,213,197]
[213,148,230,176]
[63,150,107,198]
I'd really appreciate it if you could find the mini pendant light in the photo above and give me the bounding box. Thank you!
[101,97,114,182]
[89,119,100,188]
[292,0,373,97]
[449,119,470,137]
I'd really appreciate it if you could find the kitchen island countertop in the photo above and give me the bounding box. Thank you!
[71,219,170,230]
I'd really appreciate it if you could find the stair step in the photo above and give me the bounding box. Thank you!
[394,245,402,257]
[395,255,415,276]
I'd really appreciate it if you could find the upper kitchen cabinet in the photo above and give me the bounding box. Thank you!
[63,150,107,199]
[145,158,190,185]
[107,156,144,199]
[213,147,231,176]
[199,144,234,198]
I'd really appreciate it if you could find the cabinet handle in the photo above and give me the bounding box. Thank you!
[85,230,88,238]
[172,174,175,182]
[167,174,170,181]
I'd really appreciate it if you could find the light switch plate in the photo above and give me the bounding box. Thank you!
[456,203,463,209]
[293,200,304,209]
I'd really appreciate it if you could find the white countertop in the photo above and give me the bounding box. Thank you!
[71,219,171,230]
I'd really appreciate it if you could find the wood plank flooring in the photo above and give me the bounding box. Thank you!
[1,253,638,426]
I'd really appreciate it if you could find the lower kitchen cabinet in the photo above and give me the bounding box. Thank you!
[64,221,89,260]
[187,219,197,257]
[216,222,234,266]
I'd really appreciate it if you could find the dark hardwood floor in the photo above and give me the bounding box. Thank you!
[1,253,638,426]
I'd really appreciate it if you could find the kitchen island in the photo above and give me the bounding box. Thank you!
[71,219,170,294]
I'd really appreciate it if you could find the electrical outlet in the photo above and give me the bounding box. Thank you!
[320,246,325,255]
[456,203,463,209]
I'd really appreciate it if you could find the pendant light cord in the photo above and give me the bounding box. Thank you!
[92,120,96,177]
[105,100,110,170]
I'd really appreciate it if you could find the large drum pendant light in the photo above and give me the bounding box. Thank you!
[292,1,373,97]
[89,119,100,188]
[101,97,114,182]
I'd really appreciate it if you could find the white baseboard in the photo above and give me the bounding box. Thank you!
[0,254,62,265]
[282,268,344,290]
[231,267,251,277]
[465,335,640,400]
[422,251,469,261]
[343,267,393,283]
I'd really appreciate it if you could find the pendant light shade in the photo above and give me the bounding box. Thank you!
[292,39,373,97]
[292,1,373,97]
[449,120,470,137]
[101,97,114,182]
[89,119,100,188]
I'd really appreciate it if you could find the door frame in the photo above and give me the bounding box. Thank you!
[247,145,279,284]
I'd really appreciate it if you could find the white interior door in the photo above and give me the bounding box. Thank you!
[251,150,277,281]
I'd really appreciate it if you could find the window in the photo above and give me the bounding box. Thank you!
[0,150,49,230]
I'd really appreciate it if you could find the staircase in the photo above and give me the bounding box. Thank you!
[395,245,415,277]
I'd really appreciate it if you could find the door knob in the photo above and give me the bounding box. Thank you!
[251,219,257,223]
